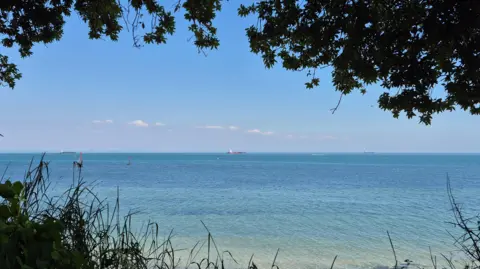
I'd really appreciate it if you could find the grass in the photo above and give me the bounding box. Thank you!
[1,154,479,269]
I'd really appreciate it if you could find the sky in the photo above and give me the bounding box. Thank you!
[0,4,479,153]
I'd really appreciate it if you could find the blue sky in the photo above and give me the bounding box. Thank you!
[0,4,478,153]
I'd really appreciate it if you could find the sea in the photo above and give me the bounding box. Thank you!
[0,153,479,269]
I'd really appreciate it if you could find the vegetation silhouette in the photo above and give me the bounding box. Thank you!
[1,1,480,124]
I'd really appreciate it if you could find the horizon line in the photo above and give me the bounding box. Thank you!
[0,151,479,155]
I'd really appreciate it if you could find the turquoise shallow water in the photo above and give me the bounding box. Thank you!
[1,153,479,269]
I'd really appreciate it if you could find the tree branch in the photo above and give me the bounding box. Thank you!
[330,93,344,114]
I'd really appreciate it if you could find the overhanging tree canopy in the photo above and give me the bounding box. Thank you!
[1,0,479,124]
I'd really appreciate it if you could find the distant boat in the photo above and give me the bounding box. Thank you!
[363,148,375,154]
[227,149,246,154]
[73,152,83,168]
[127,157,131,166]
[60,150,76,154]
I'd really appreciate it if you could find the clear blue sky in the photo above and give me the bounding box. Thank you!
[0,4,478,153]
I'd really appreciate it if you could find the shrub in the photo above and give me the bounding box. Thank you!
[0,179,82,269]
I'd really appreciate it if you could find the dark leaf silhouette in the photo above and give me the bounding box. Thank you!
[1,1,480,124]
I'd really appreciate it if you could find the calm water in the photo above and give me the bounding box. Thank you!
[1,153,479,269]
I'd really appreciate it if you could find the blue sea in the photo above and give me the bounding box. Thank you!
[1,153,479,269]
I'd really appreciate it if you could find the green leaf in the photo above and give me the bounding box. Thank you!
[16,256,24,266]
[12,181,23,195]
[0,184,15,199]
[0,204,11,218]
[51,250,60,260]
[0,234,9,244]
[36,258,49,269]
[72,251,86,267]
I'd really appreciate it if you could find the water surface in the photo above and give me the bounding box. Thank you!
[1,153,479,269]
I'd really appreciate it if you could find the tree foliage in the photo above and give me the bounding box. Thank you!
[0,0,221,87]
[1,0,480,124]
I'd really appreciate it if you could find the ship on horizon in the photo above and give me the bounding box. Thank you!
[363,148,375,154]
[227,149,246,154]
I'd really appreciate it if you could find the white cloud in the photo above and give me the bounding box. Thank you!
[155,122,166,126]
[284,134,337,140]
[246,129,274,135]
[196,125,241,131]
[317,135,337,140]
[128,120,149,127]
[247,129,261,134]
[197,125,224,129]
[92,120,113,124]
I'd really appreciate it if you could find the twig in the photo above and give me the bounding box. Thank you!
[271,248,280,269]
[330,255,338,269]
[247,254,254,269]
[429,247,437,269]
[447,175,480,263]
[441,253,457,269]
[1,161,10,182]
[330,93,344,114]
[388,231,398,269]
